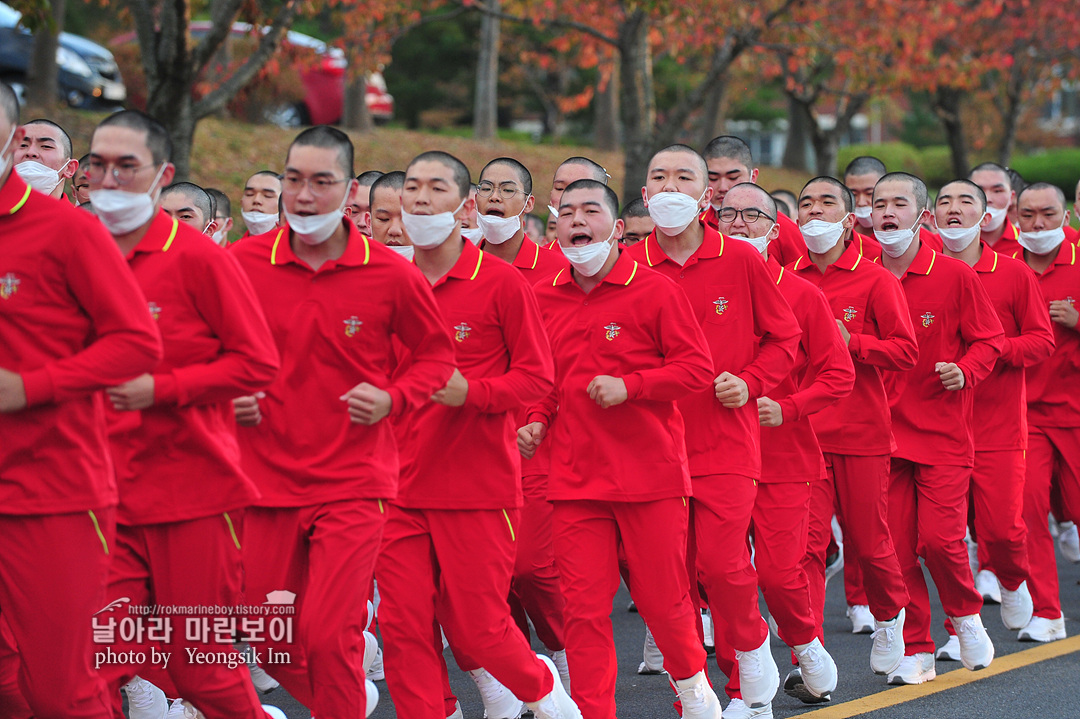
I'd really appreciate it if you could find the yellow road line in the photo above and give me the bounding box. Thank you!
[799,635,1080,718]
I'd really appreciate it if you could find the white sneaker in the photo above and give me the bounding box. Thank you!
[447,701,463,719]
[262,706,288,719]
[1059,523,1080,563]
[1018,615,1067,643]
[638,625,665,675]
[935,634,961,661]
[362,631,384,681]
[527,654,582,719]
[165,699,199,719]
[364,679,379,718]
[886,653,936,685]
[724,697,774,718]
[793,638,837,699]
[468,668,525,719]
[248,661,280,694]
[846,605,874,634]
[965,531,978,576]
[950,614,994,670]
[870,608,905,675]
[124,676,169,719]
[1000,581,1034,630]
[673,671,722,719]
[701,609,715,654]
[734,633,779,708]
[782,668,830,705]
[551,649,571,694]
[975,569,1001,604]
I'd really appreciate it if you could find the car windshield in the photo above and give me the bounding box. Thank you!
[0,2,22,28]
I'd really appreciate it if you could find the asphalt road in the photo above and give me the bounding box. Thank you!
[252,543,1080,719]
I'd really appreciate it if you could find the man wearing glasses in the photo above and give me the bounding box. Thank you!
[627,145,801,714]
[87,110,285,717]
[229,127,456,718]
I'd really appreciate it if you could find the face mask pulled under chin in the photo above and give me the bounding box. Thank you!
[647,190,705,236]
[476,199,531,245]
[800,215,850,254]
[285,188,349,246]
[16,159,65,195]
[242,210,279,236]
[561,225,617,277]
[461,227,485,245]
[937,222,981,253]
[984,204,1009,232]
[874,219,921,258]
[401,198,466,249]
[388,244,415,261]
[89,163,168,236]
[729,223,776,254]
[854,205,873,227]
[1018,219,1067,255]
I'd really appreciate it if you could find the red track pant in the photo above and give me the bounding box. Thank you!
[99,513,268,719]
[712,480,815,698]
[0,510,115,719]
[888,458,984,655]
[244,500,385,719]
[1024,426,1080,620]
[508,489,566,653]
[377,505,554,719]
[553,497,705,719]
[805,453,908,643]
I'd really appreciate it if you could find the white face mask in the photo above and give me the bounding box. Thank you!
[0,128,14,178]
[211,228,228,246]
[562,224,617,277]
[461,226,485,245]
[800,215,850,254]
[242,210,278,236]
[476,198,530,245]
[1018,218,1067,255]
[937,222,982,253]
[730,223,776,255]
[854,205,873,227]
[89,163,167,236]
[285,186,349,246]
[984,204,1009,232]
[401,198,466,249]
[647,190,705,236]
[388,244,415,261]
[874,218,922,258]
[17,159,65,195]
[547,203,559,220]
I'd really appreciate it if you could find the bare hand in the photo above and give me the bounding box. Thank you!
[431,368,469,407]
[0,368,27,413]
[587,375,628,409]
[757,396,784,427]
[233,393,265,427]
[1049,300,1079,329]
[835,318,851,345]
[714,371,749,408]
[935,362,966,391]
[517,421,547,460]
[106,373,155,411]
[341,382,393,425]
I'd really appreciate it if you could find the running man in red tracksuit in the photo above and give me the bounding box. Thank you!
[474,158,573,690]
[0,84,162,719]
[375,151,579,719]
[522,177,724,719]
[87,110,283,719]
[626,145,801,711]
[715,182,855,713]
[874,172,1004,685]
[789,176,916,681]
[230,127,457,719]
[1011,182,1080,643]
[932,180,1054,661]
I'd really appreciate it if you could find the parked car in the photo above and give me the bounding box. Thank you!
[0,1,126,109]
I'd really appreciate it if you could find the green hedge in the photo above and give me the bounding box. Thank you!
[1009,150,1080,196]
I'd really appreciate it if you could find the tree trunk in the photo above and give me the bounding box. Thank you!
[343,74,374,132]
[996,65,1024,167]
[594,61,620,151]
[473,0,501,141]
[697,78,726,149]
[147,68,197,180]
[26,0,64,109]
[932,86,970,177]
[617,11,655,201]
[782,93,813,172]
